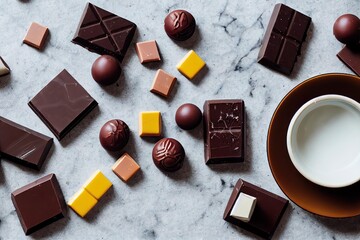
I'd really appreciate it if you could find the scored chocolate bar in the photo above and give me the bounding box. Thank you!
[258,4,311,75]
[72,3,137,62]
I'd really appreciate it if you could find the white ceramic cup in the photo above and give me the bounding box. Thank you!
[287,94,360,188]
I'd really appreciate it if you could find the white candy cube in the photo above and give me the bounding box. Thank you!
[230,192,257,222]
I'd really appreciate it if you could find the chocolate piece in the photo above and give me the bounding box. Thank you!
[150,69,177,98]
[333,14,360,45]
[135,40,161,63]
[72,3,137,62]
[11,174,67,235]
[203,100,245,164]
[0,56,10,76]
[23,22,49,50]
[175,103,202,130]
[28,69,98,140]
[164,10,196,41]
[224,179,288,239]
[91,55,122,85]
[99,119,130,151]
[152,138,185,172]
[337,45,360,76]
[0,117,53,170]
[258,4,311,75]
[112,153,140,182]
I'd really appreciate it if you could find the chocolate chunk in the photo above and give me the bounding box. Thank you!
[0,56,10,77]
[91,55,122,85]
[258,4,311,75]
[72,3,137,62]
[152,138,185,172]
[164,10,196,41]
[23,22,49,50]
[0,117,53,170]
[203,100,245,164]
[11,174,67,235]
[333,14,360,45]
[28,69,98,140]
[99,119,130,151]
[175,103,202,130]
[337,45,360,76]
[223,179,288,239]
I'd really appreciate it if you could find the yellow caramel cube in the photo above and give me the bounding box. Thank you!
[68,188,97,217]
[139,111,162,137]
[83,170,112,200]
[176,50,206,80]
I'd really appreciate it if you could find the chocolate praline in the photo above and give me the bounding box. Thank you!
[333,14,360,45]
[152,138,185,172]
[91,55,122,85]
[99,119,130,151]
[175,103,202,130]
[164,10,196,41]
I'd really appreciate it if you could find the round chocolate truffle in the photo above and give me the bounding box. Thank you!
[91,55,122,85]
[333,14,360,45]
[152,138,185,172]
[164,10,196,41]
[99,119,130,151]
[175,103,202,130]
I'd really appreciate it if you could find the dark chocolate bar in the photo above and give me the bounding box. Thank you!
[224,179,288,239]
[11,174,67,235]
[72,3,137,62]
[203,100,245,164]
[28,69,98,140]
[337,45,360,76]
[0,117,53,170]
[258,4,311,75]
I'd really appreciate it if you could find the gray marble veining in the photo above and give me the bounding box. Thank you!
[1,0,360,239]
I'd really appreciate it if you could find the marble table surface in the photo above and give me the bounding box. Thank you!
[1,0,360,239]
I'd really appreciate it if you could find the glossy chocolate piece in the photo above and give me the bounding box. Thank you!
[0,117,53,170]
[135,40,161,63]
[337,45,360,76]
[72,3,137,62]
[11,174,67,235]
[258,4,311,75]
[0,56,10,76]
[28,69,98,140]
[333,14,360,45]
[175,103,202,130]
[99,119,130,151]
[91,55,122,85]
[224,179,288,239]
[203,100,245,164]
[152,138,185,172]
[164,10,196,41]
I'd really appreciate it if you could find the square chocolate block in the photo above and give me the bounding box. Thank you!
[72,3,137,62]
[0,117,53,170]
[112,153,140,182]
[203,100,245,164]
[28,69,98,140]
[150,69,176,98]
[135,40,161,63]
[224,179,288,239]
[23,22,49,50]
[337,45,360,76]
[11,174,67,235]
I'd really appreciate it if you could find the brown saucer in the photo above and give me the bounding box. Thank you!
[267,73,360,218]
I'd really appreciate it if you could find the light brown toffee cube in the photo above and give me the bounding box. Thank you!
[23,22,49,50]
[150,69,176,98]
[112,153,140,182]
[135,40,161,63]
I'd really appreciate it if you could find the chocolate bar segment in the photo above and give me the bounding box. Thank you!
[258,4,311,75]
[337,45,360,76]
[203,100,245,164]
[72,3,137,62]
[224,179,288,239]
[28,69,98,140]
[11,174,67,235]
[0,56,10,76]
[0,117,53,170]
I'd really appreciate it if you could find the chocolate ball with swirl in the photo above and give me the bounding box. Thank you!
[152,138,186,172]
[99,119,130,151]
[164,10,196,41]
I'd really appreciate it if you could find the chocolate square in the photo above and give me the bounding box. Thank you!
[28,69,98,140]
[224,179,288,239]
[23,22,49,50]
[337,45,360,76]
[150,69,176,98]
[11,174,67,235]
[72,3,137,62]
